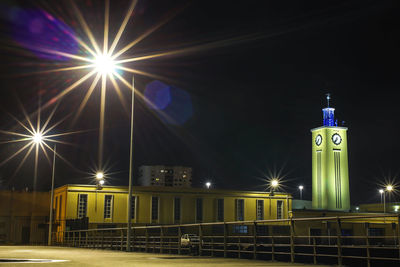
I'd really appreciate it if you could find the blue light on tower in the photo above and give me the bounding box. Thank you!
[322,93,335,126]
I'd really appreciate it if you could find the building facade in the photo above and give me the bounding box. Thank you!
[52,184,292,236]
[311,97,350,211]
[138,165,192,187]
[0,190,50,244]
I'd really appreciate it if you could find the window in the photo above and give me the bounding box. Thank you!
[217,199,224,222]
[131,196,137,219]
[151,196,159,221]
[196,198,203,222]
[174,197,181,221]
[77,194,88,218]
[55,196,58,220]
[104,195,113,219]
[256,199,264,220]
[233,225,248,234]
[58,195,62,219]
[236,199,244,221]
[368,228,384,236]
[277,200,283,219]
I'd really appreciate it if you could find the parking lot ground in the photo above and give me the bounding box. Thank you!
[0,246,331,266]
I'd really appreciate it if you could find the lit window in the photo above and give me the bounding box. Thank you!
[277,200,284,220]
[77,194,88,218]
[104,195,113,219]
[236,199,244,221]
[257,200,264,220]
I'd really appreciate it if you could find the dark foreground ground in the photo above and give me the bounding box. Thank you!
[0,246,331,266]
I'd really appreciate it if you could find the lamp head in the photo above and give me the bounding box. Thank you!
[32,132,43,144]
[94,54,116,74]
[379,189,384,194]
[271,179,279,188]
[298,185,304,190]
[386,185,393,192]
[205,182,211,188]
[96,172,104,179]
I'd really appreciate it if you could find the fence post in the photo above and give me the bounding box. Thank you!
[73,232,76,247]
[78,231,81,247]
[85,231,88,247]
[312,237,317,265]
[397,216,400,261]
[120,229,124,251]
[160,227,164,254]
[365,222,370,267]
[199,224,203,256]
[145,228,149,253]
[101,230,104,249]
[336,218,342,266]
[223,223,227,258]
[271,226,275,261]
[253,222,257,260]
[178,226,182,255]
[290,218,295,263]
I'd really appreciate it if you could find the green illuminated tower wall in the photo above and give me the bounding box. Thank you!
[311,108,350,211]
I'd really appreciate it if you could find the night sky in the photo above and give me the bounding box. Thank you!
[1,0,400,205]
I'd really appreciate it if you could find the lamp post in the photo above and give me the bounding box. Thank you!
[379,189,384,204]
[298,185,304,200]
[127,75,135,251]
[47,144,56,246]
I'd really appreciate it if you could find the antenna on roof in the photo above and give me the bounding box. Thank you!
[326,93,331,108]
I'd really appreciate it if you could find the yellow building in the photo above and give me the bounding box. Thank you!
[0,190,50,244]
[53,184,292,236]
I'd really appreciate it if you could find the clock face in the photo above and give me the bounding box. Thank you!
[315,134,322,146]
[332,133,342,145]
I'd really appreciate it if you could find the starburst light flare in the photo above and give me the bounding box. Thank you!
[0,98,81,184]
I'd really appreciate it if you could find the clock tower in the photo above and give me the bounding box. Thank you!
[311,94,350,211]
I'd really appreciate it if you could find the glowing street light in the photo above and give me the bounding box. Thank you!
[93,54,116,74]
[379,189,384,204]
[205,181,211,189]
[96,172,104,180]
[298,185,304,200]
[32,132,43,144]
[271,179,279,188]
[382,185,394,214]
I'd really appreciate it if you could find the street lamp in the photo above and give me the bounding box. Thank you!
[298,185,304,200]
[127,76,135,252]
[383,185,394,214]
[379,189,384,204]
[96,172,104,180]
[48,145,56,246]
[205,181,211,189]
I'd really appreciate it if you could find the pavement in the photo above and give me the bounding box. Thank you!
[0,246,330,266]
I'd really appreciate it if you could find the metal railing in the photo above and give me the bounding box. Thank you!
[54,214,400,266]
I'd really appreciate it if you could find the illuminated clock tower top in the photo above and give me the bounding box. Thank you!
[322,93,335,126]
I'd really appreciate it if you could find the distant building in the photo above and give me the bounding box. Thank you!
[138,165,192,187]
[0,190,50,244]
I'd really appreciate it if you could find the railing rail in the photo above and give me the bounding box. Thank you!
[53,214,400,266]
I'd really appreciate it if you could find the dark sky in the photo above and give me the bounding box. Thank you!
[1,0,400,204]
